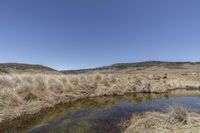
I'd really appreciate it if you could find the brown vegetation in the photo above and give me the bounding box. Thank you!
[123,106,200,133]
[0,71,200,125]
[1,61,200,128]
[0,63,58,74]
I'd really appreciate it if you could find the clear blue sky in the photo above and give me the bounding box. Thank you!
[0,0,200,70]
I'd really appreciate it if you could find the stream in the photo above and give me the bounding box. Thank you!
[6,93,200,133]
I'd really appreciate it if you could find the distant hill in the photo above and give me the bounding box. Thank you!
[61,61,200,74]
[1,61,200,74]
[0,63,59,74]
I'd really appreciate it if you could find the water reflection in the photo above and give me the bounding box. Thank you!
[3,93,200,133]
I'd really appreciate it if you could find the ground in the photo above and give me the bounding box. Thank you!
[1,61,200,131]
[123,106,200,133]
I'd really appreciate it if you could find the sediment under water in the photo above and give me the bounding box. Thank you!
[4,93,200,133]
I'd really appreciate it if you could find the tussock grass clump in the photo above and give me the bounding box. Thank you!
[123,105,200,133]
[169,105,188,124]
[0,73,126,123]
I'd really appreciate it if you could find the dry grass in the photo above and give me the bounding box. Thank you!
[124,106,200,133]
[0,71,200,124]
[169,105,189,124]
[0,73,129,122]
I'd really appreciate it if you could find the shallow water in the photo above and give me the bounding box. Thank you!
[7,94,200,133]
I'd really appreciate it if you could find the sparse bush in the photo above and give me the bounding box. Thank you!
[79,76,87,83]
[169,105,188,124]
[69,76,79,86]
[63,83,73,92]
[108,75,116,83]
[0,75,15,89]
[94,74,102,81]
[0,90,23,106]
[101,76,110,87]
[48,78,64,94]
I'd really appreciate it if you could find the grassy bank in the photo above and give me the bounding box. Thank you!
[0,72,200,126]
[123,106,200,133]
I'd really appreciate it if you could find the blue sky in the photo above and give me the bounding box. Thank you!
[0,0,200,70]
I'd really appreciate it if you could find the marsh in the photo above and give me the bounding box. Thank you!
[2,93,200,133]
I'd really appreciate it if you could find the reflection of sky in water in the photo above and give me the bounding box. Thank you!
[25,96,200,133]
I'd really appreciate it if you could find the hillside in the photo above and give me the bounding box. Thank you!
[1,61,200,74]
[0,63,59,74]
[61,61,200,74]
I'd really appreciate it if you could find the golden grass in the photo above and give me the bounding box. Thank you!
[0,73,130,122]
[0,72,200,124]
[123,106,200,133]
